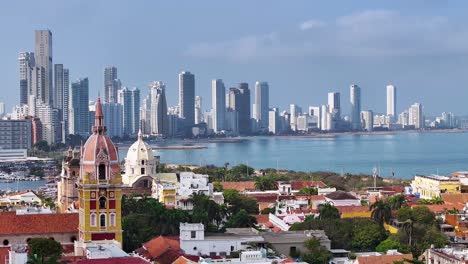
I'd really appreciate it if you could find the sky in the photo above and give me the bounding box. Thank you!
[1,1,468,116]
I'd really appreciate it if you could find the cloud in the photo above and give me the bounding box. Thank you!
[186,10,468,62]
[299,19,325,31]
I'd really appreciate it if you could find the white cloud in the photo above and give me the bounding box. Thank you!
[299,19,325,31]
[186,10,468,62]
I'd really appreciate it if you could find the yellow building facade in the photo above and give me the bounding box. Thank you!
[411,175,461,199]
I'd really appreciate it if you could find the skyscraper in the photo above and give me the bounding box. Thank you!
[268,108,279,134]
[118,87,140,136]
[409,103,424,129]
[361,110,373,131]
[289,104,302,131]
[179,71,195,133]
[327,92,340,121]
[253,81,269,130]
[350,84,361,130]
[195,96,203,124]
[101,102,123,138]
[19,52,35,105]
[236,83,251,135]
[387,85,397,119]
[212,79,225,133]
[70,78,89,137]
[34,30,53,105]
[54,64,70,141]
[104,66,119,103]
[149,81,169,136]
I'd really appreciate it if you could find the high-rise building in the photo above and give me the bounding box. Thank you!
[409,103,424,129]
[179,71,195,133]
[289,104,302,131]
[19,52,35,105]
[308,106,321,129]
[147,81,169,136]
[118,87,140,136]
[70,78,90,138]
[101,102,123,138]
[398,111,409,127]
[195,96,203,124]
[104,66,119,103]
[0,120,32,149]
[328,92,340,121]
[350,84,361,130]
[212,79,225,133]
[386,85,397,120]
[54,64,70,142]
[361,110,374,131]
[236,83,251,135]
[34,30,53,105]
[268,108,279,134]
[225,109,238,135]
[35,101,59,144]
[320,105,332,131]
[253,81,269,130]
[0,102,4,118]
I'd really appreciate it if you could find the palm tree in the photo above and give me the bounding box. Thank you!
[430,196,444,205]
[370,200,391,226]
[254,176,278,191]
[401,219,414,247]
[387,194,407,210]
[318,203,340,220]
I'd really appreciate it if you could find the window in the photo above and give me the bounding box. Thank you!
[141,168,145,175]
[3,240,8,246]
[98,164,106,180]
[90,213,97,227]
[100,214,106,228]
[143,180,149,188]
[70,236,77,242]
[191,231,196,238]
[99,197,107,209]
[230,246,234,251]
[141,160,145,165]
[132,168,134,174]
[110,213,116,227]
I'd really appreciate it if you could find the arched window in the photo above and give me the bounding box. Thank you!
[90,213,97,227]
[141,160,145,165]
[98,164,106,180]
[100,214,106,228]
[110,213,116,227]
[99,197,106,209]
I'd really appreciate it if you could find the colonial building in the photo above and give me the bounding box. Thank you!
[122,130,160,196]
[57,147,81,213]
[75,97,124,253]
[411,175,461,199]
[177,172,214,210]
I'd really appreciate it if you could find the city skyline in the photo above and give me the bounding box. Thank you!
[2,1,468,116]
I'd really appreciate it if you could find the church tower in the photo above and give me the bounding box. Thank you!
[77,97,123,247]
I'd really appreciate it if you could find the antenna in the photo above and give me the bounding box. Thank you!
[372,166,378,189]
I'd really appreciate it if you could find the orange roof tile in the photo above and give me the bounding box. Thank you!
[441,193,468,206]
[0,212,78,235]
[172,256,197,264]
[291,181,327,190]
[356,254,413,264]
[310,195,326,201]
[254,214,270,224]
[140,236,180,259]
[221,182,256,192]
[414,204,464,214]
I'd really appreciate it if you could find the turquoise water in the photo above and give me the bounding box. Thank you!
[119,132,468,179]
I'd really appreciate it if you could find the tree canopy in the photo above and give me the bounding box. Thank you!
[27,238,62,264]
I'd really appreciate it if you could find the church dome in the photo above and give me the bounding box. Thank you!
[123,130,159,185]
[80,97,120,181]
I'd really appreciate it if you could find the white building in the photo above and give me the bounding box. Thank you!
[361,110,373,131]
[177,172,213,210]
[253,81,269,131]
[320,105,332,131]
[122,130,160,188]
[289,104,302,131]
[328,92,340,121]
[179,223,264,257]
[409,103,423,129]
[268,108,279,134]
[386,85,397,121]
[195,96,203,124]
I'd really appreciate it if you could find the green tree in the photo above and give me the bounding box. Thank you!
[318,203,340,220]
[33,140,50,152]
[298,187,318,195]
[370,200,391,226]
[27,238,62,264]
[254,176,278,191]
[376,238,409,253]
[351,223,387,251]
[302,238,333,264]
[387,194,407,210]
[223,189,259,214]
[430,197,444,205]
[226,164,255,181]
[225,209,257,228]
[213,181,223,192]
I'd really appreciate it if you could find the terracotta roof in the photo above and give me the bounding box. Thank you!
[140,236,180,259]
[221,182,256,192]
[325,191,358,200]
[70,257,151,264]
[290,181,327,190]
[254,214,270,224]
[291,208,317,214]
[442,193,468,206]
[0,212,78,235]
[336,206,369,214]
[310,195,326,201]
[246,193,278,203]
[382,186,405,193]
[356,254,413,264]
[412,204,464,214]
[172,256,197,264]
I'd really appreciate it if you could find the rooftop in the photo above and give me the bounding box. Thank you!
[325,191,358,200]
[0,212,78,235]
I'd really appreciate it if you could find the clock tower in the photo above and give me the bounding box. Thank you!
[77,97,123,247]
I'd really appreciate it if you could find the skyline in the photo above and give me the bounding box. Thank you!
[2,1,468,115]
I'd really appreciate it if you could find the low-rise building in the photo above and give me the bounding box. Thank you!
[411,175,461,199]
[424,247,468,264]
[325,191,361,207]
[177,172,213,210]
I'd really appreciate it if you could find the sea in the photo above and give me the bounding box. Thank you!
[3,131,468,192]
[119,131,468,179]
